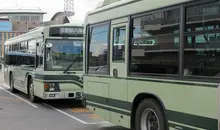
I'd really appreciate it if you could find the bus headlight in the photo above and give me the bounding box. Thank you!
[44,83,60,92]
[76,92,84,99]
[49,87,55,91]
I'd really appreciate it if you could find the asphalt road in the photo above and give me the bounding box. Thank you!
[0,73,128,130]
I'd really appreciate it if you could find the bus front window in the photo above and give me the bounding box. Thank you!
[45,39,83,71]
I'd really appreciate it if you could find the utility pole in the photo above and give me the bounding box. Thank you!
[64,0,75,17]
[16,0,20,8]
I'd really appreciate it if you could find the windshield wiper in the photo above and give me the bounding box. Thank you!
[63,57,82,74]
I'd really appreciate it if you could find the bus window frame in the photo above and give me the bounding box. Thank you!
[86,21,111,75]
[128,5,181,78]
[127,0,220,83]
[112,25,126,63]
[44,38,83,72]
[182,0,220,80]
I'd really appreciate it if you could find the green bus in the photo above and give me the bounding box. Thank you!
[83,0,220,129]
[4,23,85,104]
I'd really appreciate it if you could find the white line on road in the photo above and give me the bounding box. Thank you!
[0,86,38,108]
[43,103,109,125]
[2,84,10,89]
[1,84,109,125]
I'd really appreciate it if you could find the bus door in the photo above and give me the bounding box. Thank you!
[109,18,128,125]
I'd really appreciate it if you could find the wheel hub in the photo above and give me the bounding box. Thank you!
[141,108,159,130]
[30,84,34,98]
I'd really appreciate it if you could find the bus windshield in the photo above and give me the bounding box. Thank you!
[45,39,83,71]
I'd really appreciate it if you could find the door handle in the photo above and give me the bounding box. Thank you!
[113,69,118,78]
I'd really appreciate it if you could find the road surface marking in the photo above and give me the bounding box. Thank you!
[0,96,21,101]
[88,114,100,119]
[71,108,91,113]
[0,86,38,108]
[2,84,10,89]
[43,103,109,125]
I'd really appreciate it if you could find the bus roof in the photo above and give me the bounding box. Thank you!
[5,23,84,46]
[86,0,192,24]
[47,22,83,28]
[5,26,44,46]
[63,22,84,27]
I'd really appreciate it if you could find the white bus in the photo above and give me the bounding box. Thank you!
[4,23,85,104]
[83,0,220,129]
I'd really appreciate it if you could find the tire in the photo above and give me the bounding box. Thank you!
[28,78,38,103]
[135,99,166,130]
[81,97,86,108]
[10,74,17,93]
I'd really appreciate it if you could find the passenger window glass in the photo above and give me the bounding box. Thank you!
[20,41,27,52]
[113,27,126,61]
[130,8,180,75]
[184,2,220,77]
[36,37,44,68]
[88,23,109,74]
[28,39,36,54]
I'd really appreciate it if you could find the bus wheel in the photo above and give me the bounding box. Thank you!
[81,98,86,108]
[135,99,166,130]
[29,78,38,103]
[10,74,17,93]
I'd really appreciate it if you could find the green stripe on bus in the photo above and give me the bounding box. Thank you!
[34,74,82,83]
[86,102,131,116]
[167,110,218,130]
[86,94,217,129]
[85,75,217,87]
[169,122,197,130]
[86,94,131,111]
[33,74,83,88]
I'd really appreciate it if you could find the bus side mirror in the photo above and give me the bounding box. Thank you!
[46,43,52,48]
[46,43,53,50]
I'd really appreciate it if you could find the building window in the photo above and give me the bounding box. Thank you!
[130,8,180,75]
[12,16,19,21]
[20,16,29,21]
[31,16,35,21]
[31,16,40,21]
[184,2,220,77]
[88,23,109,74]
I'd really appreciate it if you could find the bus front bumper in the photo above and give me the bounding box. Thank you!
[42,91,83,100]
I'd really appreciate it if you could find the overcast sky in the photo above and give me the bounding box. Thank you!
[0,0,101,21]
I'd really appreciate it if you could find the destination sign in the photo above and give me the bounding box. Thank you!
[49,27,83,37]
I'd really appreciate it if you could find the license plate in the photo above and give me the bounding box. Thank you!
[49,94,56,97]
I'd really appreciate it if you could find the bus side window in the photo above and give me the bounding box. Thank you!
[36,42,44,68]
[113,27,126,61]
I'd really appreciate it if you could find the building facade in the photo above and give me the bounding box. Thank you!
[0,8,46,32]
[0,8,46,58]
